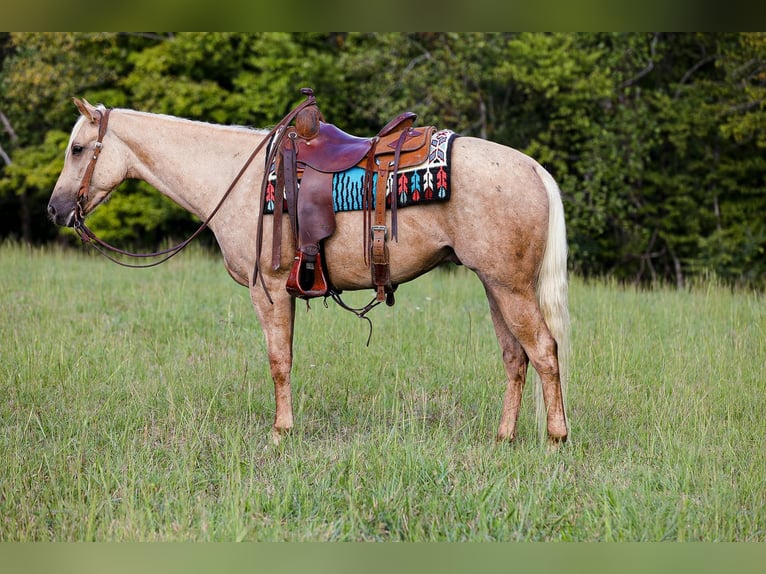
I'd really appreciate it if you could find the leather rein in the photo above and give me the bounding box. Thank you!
[72,98,317,282]
[72,93,387,342]
[73,106,223,269]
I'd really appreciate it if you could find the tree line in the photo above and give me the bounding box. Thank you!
[1,32,764,287]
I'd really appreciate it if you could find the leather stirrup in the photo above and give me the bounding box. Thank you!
[286,248,330,299]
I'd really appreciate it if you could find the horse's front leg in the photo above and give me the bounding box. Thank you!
[249,283,296,444]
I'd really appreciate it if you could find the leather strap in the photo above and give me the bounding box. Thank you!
[371,162,390,302]
[368,127,411,302]
[76,108,111,218]
[389,127,411,242]
[281,132,299,251]
[362,136,379,266]
[271,149,285,271]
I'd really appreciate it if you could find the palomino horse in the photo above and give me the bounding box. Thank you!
[48,97,570,445]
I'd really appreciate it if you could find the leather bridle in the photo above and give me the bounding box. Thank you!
[70,94,318,299]
[74,107,111,225]
[70,90,386,338]
[71,104,217,269]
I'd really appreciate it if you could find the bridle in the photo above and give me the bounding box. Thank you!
[72,105,217,268]
[71,103,235,270]
[71,94,318,296]
[71,90,386,339]
[75,108,111,224]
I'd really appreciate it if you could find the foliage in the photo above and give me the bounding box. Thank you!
[1,33,764,285]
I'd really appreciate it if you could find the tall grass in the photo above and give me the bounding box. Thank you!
[1,242,764,541]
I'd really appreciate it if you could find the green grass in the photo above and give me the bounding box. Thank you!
[1,242,764,541]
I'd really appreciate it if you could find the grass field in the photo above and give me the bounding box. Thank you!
[1,241,764,541]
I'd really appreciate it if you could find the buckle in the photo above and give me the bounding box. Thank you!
[371,225,388,239]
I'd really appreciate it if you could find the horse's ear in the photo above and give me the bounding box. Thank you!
[73,97,98,123]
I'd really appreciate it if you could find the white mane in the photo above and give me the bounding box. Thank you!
[116,108,269,135]
[65,105,268,160]
[65,115,88,160]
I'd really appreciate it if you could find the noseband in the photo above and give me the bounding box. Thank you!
[75,107,111,224]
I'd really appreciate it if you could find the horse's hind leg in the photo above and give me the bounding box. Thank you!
[486,289,529,442]
[483,283,568,443]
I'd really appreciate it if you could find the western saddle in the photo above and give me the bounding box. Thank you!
[269,88,435,306]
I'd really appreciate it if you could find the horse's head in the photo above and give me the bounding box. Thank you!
[48,98,126,227]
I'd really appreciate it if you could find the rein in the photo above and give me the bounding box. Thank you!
[73,91,385,335]
[72,95,318,280]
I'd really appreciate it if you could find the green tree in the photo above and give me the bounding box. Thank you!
[489,32,765,286]
[332,33,510,137]
[0,32,155,242]
[698,32,766,285]
[1,33,764,286]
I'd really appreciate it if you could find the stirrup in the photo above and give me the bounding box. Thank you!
[286,249,330,299]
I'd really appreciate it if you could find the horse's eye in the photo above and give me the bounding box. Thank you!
[71,144,84,156]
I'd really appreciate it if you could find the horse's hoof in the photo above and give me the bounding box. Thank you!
[546,434,567,451]
[495,430,517,443]
[271,426,291,445]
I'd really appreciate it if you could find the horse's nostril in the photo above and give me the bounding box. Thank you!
[47,204,56,217]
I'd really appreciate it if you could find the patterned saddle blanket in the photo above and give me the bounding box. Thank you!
[263,129,456,214]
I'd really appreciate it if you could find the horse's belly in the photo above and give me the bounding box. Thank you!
[323,208,452,291]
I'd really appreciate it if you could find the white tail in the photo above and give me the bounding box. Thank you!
[533,165,570,442]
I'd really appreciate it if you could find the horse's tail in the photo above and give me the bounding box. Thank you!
[533,164,570,442]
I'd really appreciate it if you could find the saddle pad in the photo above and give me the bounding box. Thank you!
[263,129,457,214]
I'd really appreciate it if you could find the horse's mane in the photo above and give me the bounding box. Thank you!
[65,115,89,160]
[115,107,268,135]
[66,105,268,159]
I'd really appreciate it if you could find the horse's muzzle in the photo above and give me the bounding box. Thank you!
[47,200,76,227]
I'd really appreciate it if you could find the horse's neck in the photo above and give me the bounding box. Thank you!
[118,110,267,219]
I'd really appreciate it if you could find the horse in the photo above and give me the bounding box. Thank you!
[47,97,570,446]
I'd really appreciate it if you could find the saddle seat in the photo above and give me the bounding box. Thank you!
[294,111,419,173]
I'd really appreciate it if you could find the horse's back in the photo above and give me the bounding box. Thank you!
[318,136,554,291]
[450,136,551,213]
